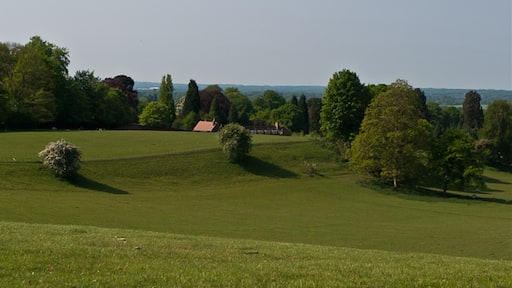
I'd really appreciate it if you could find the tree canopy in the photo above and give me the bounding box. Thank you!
[225,87,253,125]
[158,74,176,124]
[481,100,512,164]
[349,80,433,188]
[270,103,302,132]
[430,129,484,192]
[320,69,371,143]
[139,102,172,129]
[253,90,285,111]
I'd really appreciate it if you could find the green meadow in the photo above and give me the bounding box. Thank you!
[0,130,511,287]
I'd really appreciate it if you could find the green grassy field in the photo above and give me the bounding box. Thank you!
[0,130,306,161]
[1,130,511,286]
[1,221,511,287]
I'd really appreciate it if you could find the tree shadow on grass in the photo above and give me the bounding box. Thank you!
[240,156,299,178]
[488,163,512,173]
[482,175,510,186]
[68,174,129,194]
[413,186,511,205]
[360,179,511,205]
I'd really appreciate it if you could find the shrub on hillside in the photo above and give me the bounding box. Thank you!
[38,139,81,178]
[218,123,252,162]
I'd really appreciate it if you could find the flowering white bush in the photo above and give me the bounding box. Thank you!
[218,123,252,162]
[38,139,81,178]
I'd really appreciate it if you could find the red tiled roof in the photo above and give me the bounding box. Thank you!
[193,121,218,132]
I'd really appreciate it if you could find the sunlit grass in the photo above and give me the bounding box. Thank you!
[0,130,306,161]
[1,221,510,287]
[0,137,510,260]
[1,130,511,286]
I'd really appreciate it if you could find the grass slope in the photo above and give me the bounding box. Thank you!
[1,131,510,263]
[0,130,305,161]
[1,221,511,287]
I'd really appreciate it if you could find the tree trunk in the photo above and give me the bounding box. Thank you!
[393,177,397,188]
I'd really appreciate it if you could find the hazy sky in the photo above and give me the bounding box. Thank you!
[2,0,511,89]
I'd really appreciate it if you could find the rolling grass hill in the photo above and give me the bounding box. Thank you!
[1,221,511,287]
[1,130,511,286]
[0,130,304,162]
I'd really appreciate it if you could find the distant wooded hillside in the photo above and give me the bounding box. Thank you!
[135,82,326,101]
[422,88,512,105]
[135,82,512,105]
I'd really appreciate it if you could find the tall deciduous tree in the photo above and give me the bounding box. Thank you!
[349,80,433,188]
[0,44,14,127]
[0,43,15,79]
[55,77,89,128]
[430,129,484,193]
[270,103,302,132]
[481,100,512,164]
[182,79,200,117]
[209,95,223,123]
[227,104,239,124]
[158,74,176,124]
[5,42,57,127]
[225,87,253,125]
[101,88,133,128]
[72,70,108,128]
[139,102,172,129]
[103,75,138,121]
[30,36,73,128]
[460,90,484,138]
[428,103,463,138]
[367,83,387,98]
[253,90,285,111]
[320,69,371,143]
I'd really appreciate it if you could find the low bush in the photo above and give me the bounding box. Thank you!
[38,139,81,178]
[218,123,252,162]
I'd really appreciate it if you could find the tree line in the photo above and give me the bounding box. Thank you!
[321,69,512,191]
[138,77,317,134]
[0,36,318,133]
[0,37,141,129]
[2,37,511,192]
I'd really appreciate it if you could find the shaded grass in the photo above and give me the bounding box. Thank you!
[68,175,130,195]
[1,221,511,287]
[240,155,299,178]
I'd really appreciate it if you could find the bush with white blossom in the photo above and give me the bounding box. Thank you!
[38,139,81,178]
[218,123,252,162]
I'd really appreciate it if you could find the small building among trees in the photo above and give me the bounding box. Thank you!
[249,121,291,136]
[193,120,219,132]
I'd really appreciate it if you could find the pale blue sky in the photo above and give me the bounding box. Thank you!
[1,0,511,89]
